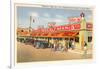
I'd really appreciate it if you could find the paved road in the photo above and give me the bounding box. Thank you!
[17,42,92,63]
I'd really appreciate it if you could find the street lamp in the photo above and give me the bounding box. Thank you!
[29,16,32,32]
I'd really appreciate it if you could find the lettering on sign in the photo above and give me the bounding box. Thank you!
[68,17,81,23]
[86,23,92,29]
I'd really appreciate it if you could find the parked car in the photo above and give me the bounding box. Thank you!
[17,37,25,43]
[34,40,49,49]
[25,38,34,45]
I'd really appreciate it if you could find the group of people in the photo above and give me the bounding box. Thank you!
[50,39,75,52]
[67,40,75,50]
[49,39,89,57]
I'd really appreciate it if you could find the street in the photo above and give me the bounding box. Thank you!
[17,42,92,63]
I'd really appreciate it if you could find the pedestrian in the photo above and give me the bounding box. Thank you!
[53,40,58,51]
[58,43,62,51]
[53,43,56,51]
[61,45,65,52]
[50,43,54,51]
[83,41,88,58]
[69,40,72,49]
[72,40,75,50]
[65,40,68,51]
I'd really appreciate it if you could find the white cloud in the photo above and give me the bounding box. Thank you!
[86,15,93,22]
[87,15,92,19]
[41,18,51,23]
[30,12,39,17]
[53,18,65,23]
[43,13,50,18]
[42,18,65,23]
[37,17,67,27]
[55,15,63,18]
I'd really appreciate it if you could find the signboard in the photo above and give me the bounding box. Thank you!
[68,17,81,23]
[48,22,56,28]
[86,23,92,29]
[40,24,81,32]
[56,24,80,31]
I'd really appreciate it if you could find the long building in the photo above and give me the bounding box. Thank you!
[17,13,93,50]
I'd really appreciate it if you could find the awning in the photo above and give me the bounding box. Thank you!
[47,31,79,38]
[31,30,79,38]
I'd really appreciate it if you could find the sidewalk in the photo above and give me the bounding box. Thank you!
[68,48,92,55]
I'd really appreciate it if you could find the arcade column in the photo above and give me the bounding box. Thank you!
[51,38,54,44]
[79,12,88,50]
[62,38,66,47]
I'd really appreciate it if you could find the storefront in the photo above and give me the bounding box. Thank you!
[17,13,93,50]
[31,14,92,50]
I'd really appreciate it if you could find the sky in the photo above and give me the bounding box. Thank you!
[17,6,93,29]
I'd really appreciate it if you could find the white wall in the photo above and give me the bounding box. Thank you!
[1,0,100,69]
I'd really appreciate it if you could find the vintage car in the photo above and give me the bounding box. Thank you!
[33,40,49,49]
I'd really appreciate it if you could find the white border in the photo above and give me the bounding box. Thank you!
[11,2,95,69]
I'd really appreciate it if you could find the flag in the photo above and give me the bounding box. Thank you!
[33,19,35,23]
[30,16,35,23]
[48,22,56,28]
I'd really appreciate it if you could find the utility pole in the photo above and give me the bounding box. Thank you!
[29,16,32,38]
[29,16,32,32]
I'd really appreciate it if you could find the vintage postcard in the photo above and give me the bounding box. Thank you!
[14,3,93,63]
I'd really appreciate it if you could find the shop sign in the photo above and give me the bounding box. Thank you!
[86,23,92,29]
[47,24,80,32]
[68,17,81,23]
[33,24,81,33]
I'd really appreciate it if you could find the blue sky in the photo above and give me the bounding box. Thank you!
[17,6,92,29]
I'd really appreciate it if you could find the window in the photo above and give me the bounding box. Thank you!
[65,38,69,40]
[49,38,52,40]
[59,38,62,40]
[53,38,62,40]
[88,36,92,42]
[21,30,24,32]
[70,38,74,41]
[75,37,79,42]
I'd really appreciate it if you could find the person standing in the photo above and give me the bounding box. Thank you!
[53,42,56,51]
[83,41,88,58]
[69,40,72,49]
[53,40,58,51]
[65,40,68,51]
[72,40,75,50]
